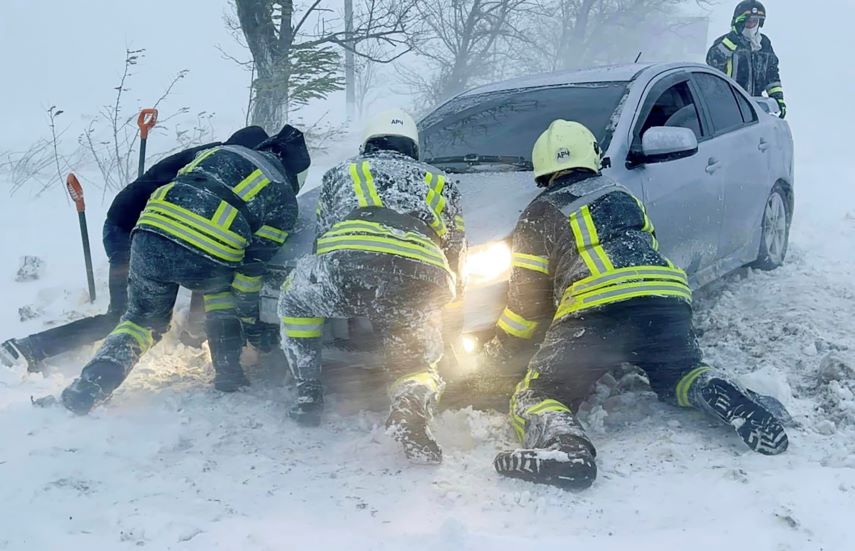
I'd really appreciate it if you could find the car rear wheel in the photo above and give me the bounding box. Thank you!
[752,184,790,271]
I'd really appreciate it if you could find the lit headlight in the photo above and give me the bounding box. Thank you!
[464,241,512,285]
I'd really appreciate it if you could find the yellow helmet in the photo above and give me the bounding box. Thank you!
[532,120,602,184]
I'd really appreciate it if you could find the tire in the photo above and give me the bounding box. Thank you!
[752,184,790,271]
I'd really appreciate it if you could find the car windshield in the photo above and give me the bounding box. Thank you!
[420,82,629,173]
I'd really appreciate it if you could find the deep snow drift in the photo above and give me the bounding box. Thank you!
[1,144,854,551]
[2,1,855,548]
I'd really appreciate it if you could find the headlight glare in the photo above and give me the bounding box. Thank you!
[463,241,512,285]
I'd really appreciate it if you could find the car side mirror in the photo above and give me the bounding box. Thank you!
[640,127,699,164]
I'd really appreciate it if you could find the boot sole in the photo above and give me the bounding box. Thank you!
[702,378,789,455]
[494,449,597,491]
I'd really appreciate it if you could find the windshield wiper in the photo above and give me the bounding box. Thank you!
[423,154,533,171]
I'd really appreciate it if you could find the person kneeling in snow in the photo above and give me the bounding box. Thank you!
[60,125,310,414]
[278,109,466,464]
[0,126,270,372]
[481,120,789,491]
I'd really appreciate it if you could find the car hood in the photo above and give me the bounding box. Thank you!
[268,171,542,269]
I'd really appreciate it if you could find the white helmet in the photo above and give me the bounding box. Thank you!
[362,109,420,158]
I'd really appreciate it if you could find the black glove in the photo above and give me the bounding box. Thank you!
[244,320,280,353]
[776,97,787,119]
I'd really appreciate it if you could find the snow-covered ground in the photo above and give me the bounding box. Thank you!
[3,2,855,548]
[2,138,854,551]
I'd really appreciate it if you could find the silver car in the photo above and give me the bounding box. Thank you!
[261,62,794,362]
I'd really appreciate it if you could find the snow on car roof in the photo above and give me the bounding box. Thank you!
[455,62,688,98]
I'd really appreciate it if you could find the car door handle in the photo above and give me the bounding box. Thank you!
[758,139,770,152]
[705,158,722,175]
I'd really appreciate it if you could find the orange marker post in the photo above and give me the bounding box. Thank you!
[136,108,158,178]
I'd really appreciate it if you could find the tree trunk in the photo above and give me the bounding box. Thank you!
[235,0,291,132]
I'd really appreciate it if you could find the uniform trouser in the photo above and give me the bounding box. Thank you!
[20,221,205,363]
[511,297,704,449]
[278,253,454,401]
[78,231,240,389]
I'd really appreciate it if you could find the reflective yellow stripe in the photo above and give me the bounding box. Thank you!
[178,147,219,175]
[512,252,549,275]
[349,163,369,207]
[203,292,236,312]
[212,201,239,229]
[137,213,245,263]
[233,169,270,201]
[110,320,154,352]
[571,265,688,295]
[525,399,572,417]
[391,371,441,394]
[232,273,263,293]
[425,172,448,237]
[323,220,438,249]
[556,280,692,320]
[317,221,451,273]
[676,366,712,407]
[726,58,733,77]
[454,215,465,231]
[569,205,614,276]
[722,37,737,51]
[497,307,539,339]
[510,369,540,442]
[254,225,288,245]
[767,86,784,96]
[151,183,174,201]
[317,237,450,272]
[145,200,247,249]
[282,316,324,338]
[361,161,382,206]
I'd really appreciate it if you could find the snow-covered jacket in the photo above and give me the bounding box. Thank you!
[490,172,691,351]
[707,31,784,102]
[315,150,466,297]
[134,145,299,323]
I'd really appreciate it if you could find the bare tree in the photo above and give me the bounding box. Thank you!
[229,0,416,132]
[516,0,713,73]
[353,41,387,118]
[398,0,532,109]
[80,49,191,195]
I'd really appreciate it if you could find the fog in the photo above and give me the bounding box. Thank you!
[3,1,852,158]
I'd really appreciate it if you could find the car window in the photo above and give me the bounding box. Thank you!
[733,86,758,123]
[639,82,704,140]
[420,83,628,170]
[694,73,745,133]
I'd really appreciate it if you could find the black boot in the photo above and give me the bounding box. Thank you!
[61,359,126,415]
[494,434,598,491]
[1,338,40,371]
[689,374,789,455]
[206,318,249,392]
[289,379,324,427]
[386,391,442,464]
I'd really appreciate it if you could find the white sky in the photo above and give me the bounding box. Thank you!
[1,0,852,159]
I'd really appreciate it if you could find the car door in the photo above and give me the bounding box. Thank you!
[628,74,725,279]
[691,71,771,265]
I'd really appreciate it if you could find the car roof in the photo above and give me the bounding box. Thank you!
[453,62,702,98]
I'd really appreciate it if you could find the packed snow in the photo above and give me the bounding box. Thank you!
[2,1,854,549]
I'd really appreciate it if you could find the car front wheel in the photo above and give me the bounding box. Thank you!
[752,184,790,271]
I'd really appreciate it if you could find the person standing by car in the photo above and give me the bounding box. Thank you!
[0,127,271,372]
[481,119,789,490]
[59,125,310,415]
[278,109,466,465]
[707,1,786,117]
